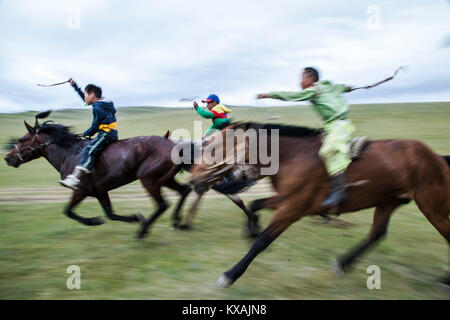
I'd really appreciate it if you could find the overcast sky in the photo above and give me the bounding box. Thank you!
[0,0,449,113]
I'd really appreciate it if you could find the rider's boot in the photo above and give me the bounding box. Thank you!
[59,166,90,191]
[321,172,347,207]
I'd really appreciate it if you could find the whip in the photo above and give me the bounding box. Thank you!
[37,78,72,87]
[351,66,406,91]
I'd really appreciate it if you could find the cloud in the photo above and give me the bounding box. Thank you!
[0,0,449,113]
[441,34,450,48]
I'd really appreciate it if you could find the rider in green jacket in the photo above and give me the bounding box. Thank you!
[258,67,355,208]
[193,94,231,137]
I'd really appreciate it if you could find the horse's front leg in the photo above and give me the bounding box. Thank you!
[179,190,204,230]
[96,192,145,224]
[217,207,298,288]
[64,191,105,226]
[225,194,261,238]
[165,179,192,229]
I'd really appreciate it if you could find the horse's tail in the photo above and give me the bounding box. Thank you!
[443,155,450,167]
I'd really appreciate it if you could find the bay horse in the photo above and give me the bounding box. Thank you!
[4,111,192,239]
[189,122,450,289]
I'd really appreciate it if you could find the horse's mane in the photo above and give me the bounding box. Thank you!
[37,121,84,147]
[232,122,323,138]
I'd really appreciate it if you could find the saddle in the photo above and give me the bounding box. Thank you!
[348,136,370,161]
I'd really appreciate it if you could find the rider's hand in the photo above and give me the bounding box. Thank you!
[69,79,76,85]
[257,93,270,99]
[193,101,198,109]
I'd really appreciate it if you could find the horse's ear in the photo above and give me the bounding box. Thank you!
[24,121,35,134]
[163,131,170,139]
[36,110,52,119]
[35,110,52,127]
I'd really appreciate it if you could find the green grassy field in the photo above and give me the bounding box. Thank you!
[0,102,449,299]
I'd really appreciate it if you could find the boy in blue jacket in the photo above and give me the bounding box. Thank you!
[59,79,118,190]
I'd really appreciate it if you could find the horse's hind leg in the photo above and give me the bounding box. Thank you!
[97,192,145,224]
[335,202,400,273]
[414,187,450,289]
[64,191,105,226]
[250,195,283,213]
[225,194,261,238]
[165,178,192,229]
[137,180,168,239]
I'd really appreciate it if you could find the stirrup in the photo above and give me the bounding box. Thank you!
[59,175,80,190]
[321,190,346,207]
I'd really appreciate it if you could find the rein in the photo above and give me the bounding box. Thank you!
[15,131,54,161]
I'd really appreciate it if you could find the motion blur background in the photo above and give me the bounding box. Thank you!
[0,0,449,299]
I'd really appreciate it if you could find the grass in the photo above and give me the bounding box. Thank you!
[0,102,449,299]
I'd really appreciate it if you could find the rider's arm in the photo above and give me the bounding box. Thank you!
[83,106,100,137]
[195,107,215,119]
[267,88,316,102]
[335,83,353,93]
[70,79,85,101]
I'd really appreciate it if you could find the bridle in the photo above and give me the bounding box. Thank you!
[14,130,53,162]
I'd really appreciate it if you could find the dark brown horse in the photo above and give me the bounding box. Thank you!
[190,122,450,289]
[4,111,192,239]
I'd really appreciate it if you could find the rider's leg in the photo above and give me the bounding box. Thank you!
[319,119,355,207]
[60,131,116,190]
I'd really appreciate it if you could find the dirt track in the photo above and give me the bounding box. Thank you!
[0,181,273,204]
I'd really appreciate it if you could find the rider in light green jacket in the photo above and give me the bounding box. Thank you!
[257,67,356,208]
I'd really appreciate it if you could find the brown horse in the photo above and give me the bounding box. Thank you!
[4,111,192,239]
[190,122,450,289]
[170,137,261,237]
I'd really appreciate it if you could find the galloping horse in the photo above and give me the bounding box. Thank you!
[4,111,192,239]
[170,137,261,237]
[190,122,450,289]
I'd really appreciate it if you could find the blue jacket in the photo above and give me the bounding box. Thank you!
[71,82,118,138]
[84,100,117,138]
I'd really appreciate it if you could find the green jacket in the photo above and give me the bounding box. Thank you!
[269,80,349,123]
[195,104,231,131]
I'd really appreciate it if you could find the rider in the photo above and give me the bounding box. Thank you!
[257,67,355,207]
[59,79,118,190]
[193,94,231,137]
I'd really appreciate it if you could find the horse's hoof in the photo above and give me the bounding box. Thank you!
[245,224,261,238]
[89,217,105,226]
[171,222,181,230]
[136,230,148,240]
[436,279,450,292]
[216,274,233,288]
[331,258,346,275]
[245,229,260,238]
[178,224,192,230]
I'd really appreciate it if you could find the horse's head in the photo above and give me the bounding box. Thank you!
[4,111,53,168]
[189,124,256,193]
